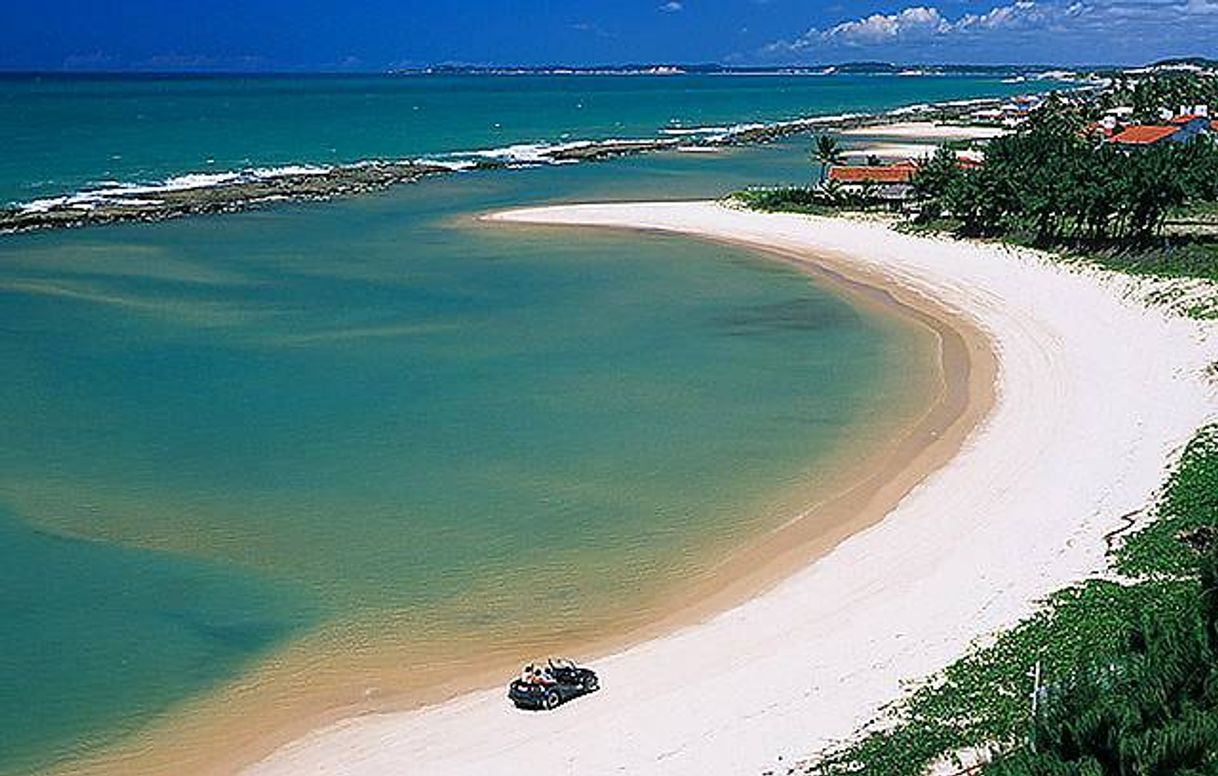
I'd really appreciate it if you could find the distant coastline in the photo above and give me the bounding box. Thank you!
[396,62,1088,78]
[0,86,1061,235]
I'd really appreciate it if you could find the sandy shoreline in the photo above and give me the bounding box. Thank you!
[60,198,978,776]
[840,141,940,161]
[243,202,1217,775]
[840,120,1008,140]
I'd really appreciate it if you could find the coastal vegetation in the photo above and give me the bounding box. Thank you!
[799,425,1218,776]
[775,74,1218,776]
[906,96,1218,318]
[1096,69,1218,124]
[735,75,1218,314]
[732,187,838,216]
[908,98,1218,245]
[812,135,845,184]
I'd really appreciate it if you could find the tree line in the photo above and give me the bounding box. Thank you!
[1096,70,1218,124]
[912,98,1218,245]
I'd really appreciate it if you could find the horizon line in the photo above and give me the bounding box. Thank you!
[0,61,1149,77]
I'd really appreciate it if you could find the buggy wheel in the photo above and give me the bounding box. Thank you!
[583,676,599,692]
[543,691,561,710]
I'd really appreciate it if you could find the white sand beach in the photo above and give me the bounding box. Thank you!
[840,141,940,161]
[842,121,1009,140]
[245,203,1217,776]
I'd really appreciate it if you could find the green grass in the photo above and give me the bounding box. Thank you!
[1118,426,1218,579]
[896,217,964,236]
[1171,200,1218,222]
[801,426,1218,775]
[729,186,906,216]
[729,188,837,216]
[1030,238,1218,285]
[899,217,1218,318]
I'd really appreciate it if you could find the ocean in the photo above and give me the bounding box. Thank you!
[0,73,1045,774]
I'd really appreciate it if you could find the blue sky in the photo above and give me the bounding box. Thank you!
[1,0,1214,71]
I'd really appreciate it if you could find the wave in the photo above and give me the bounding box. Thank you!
[659,127,732,137]
[3,89,1042,228]
[5,106,904,217]
[464,142,580,165]
[16,166,335,214]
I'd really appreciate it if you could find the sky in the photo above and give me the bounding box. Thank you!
[1,0,1214,71]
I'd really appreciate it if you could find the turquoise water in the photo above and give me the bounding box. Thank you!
[0,505,314,773]
[0,73,1054,206]
[0,74,1014,774]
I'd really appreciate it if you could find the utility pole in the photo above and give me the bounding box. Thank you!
[1027,659,1043,754]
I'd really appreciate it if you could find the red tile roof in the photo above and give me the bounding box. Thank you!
[1170,114,1206,125]
[828,163,916,184]
[1110,125,1180,145]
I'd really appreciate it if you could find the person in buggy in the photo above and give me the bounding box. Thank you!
[519,662,555,686]
[508,658,598,710]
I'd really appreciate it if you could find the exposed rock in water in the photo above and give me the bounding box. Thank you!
[0,161,493,234]
[0,94,1018,235]
[547,138,683,161]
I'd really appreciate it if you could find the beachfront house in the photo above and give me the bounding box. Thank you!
[1110,125,1186,146]
[825,162,917,203]
[1107,105,1213,148]
[824,154,984,206]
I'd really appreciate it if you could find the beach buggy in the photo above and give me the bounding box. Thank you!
[508,658,600,710]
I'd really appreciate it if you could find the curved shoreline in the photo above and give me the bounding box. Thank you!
[57,202,986,776]
[462,218,999,649]
[232,205,1004,776]
[241,203,1216,776]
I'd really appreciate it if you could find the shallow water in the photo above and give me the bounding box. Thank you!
[0,504,313,773]
[0,75,1006,774]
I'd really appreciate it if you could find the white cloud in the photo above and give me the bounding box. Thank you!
[955,1,1055,30]
[659,1,683,12]
[764,0,1218,56]
[822,7,950,44]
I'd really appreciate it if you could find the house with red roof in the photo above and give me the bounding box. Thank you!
[823,155,985,203]
[1110,124,1187,146]
[827,162,918,185]
[1108,107,1212,147]
[825,161,918,203]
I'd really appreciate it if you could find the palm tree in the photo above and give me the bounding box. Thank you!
[811,135,843,185]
